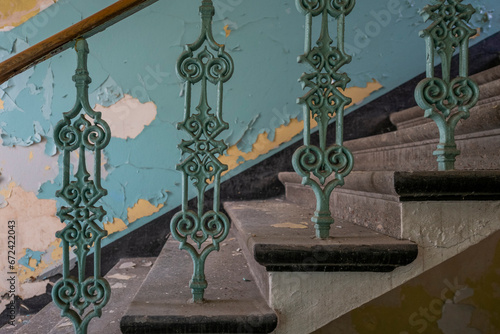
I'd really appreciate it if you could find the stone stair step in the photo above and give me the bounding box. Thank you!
[120,233,278,334]
[279,170,500,238]
[345,100,500,171]
[223,198,418,300]
[9,257,155,334]
[390,64,500,130]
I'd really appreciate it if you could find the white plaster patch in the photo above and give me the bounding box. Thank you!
[0,140,59,196]
[108,273,136,280]
[0,186,62,295]
[94,94,157,140]
[19,281,47,299]
[119,262,136,269]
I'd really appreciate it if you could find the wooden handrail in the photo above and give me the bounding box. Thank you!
[0,0,159,84]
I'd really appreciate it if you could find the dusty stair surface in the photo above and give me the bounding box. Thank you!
[3,257,156,334]
[120,232,278,334]
[347,64,500,171]
[249,64,500,333]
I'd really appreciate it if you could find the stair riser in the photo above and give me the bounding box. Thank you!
[351,129,500,171]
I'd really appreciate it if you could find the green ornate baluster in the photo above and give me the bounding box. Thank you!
[52,38,111,334]
[415,0,479,171]
[293,0,355,239]
[170,0,233,303]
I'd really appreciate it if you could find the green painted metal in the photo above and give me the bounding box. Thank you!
[415,0,479,171]
[52,38,111,334]
[292,0,355,239]
[170,0,233,303]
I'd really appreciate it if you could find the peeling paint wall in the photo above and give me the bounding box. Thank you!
[0,0,499,304]
[314,230,500,334]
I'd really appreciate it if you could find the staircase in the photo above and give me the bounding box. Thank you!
[5,52,498,334]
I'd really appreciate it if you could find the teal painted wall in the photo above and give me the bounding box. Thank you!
[0,0,499,289]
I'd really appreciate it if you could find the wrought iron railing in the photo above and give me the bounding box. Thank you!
[415,0,479,171]
[52,38,111,334]
[170,0,233,303]
[292,0,355,239]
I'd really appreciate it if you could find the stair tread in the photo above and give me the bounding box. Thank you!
[224,198,418,272]
[11,257,155,334]
[279,170,500,200]
[121,231,278,334]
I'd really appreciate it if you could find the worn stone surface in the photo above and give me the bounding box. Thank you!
[224,199,417,273]
[280,171,500,238]
[267,199,500,334]
[5,257,155,334]
[390,64,500,130]
[121,232,277,334]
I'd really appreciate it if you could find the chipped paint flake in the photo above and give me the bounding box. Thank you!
[272,222,309,229]
[19,248,44,271]
[127,199,163,224]
[94,94,157,140]
[224,24,231,37]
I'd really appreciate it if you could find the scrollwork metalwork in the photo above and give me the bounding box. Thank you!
[52,38,111,334]
[171,0,233,303]
[415,0,479,170]
[293,0,355,239]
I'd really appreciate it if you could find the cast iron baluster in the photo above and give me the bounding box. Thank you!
[52,38,111,334]
[170,0,233,303]
[293,0,355,239]
[415,0,479,171]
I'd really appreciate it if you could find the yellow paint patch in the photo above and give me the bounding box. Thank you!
[344,79,383,108]
[220,80,383,172]
[272,222,308,229]
[44,165,51,170]
[0,0,56,31]
[104,218,128,235]
[224,24,231,37]
[0,99,4,110]
[127,199,164,224]
[28,151,34,161]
